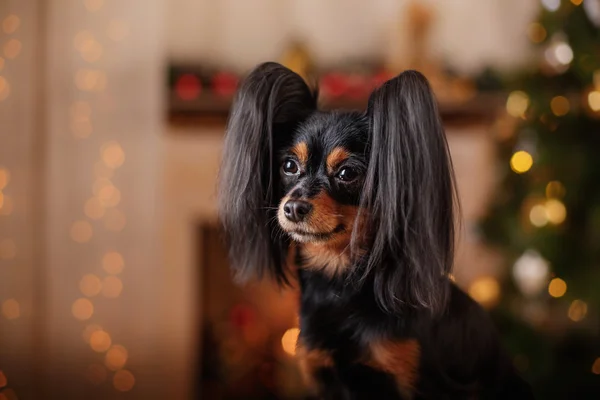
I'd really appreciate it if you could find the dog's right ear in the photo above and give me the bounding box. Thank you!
[218,62,317,284]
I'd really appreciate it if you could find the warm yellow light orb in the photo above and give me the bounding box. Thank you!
[545,199,566,225]
[550,96,570,116]
[527,23,547,43]
[281,327,300,356]
[468,277,500,308]
[510,151,533,174]
[72,298,94,321]
[506,91,530,118]
[90,330,112,352]
[80,274,102,297]
[588,91,600,112]
[529,204,548,227]
[548,278,567,298]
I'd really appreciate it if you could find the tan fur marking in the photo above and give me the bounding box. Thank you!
[326,147,351,174]
[296,340,334,391]
[291,142,309,165]
[369,339,421,398]
[278,190,369,275]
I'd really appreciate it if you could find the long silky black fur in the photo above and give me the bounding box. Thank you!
[356,71,458,315]
[219,62,317,284]
[218,62,534,399]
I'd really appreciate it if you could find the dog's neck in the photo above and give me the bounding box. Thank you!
[295,238,354,277]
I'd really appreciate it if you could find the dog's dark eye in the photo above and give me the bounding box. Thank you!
[282,159,300,175]
[336,167,358,182]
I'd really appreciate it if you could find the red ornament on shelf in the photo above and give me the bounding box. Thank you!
[175,73,202,101]
[320,72,349,98]
[212,71,239,97]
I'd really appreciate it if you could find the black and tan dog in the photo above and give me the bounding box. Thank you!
[218,62,534,399]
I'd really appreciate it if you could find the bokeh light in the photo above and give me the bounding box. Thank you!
[527,23,546,43]
[92,178,112,196]
[70,220,93,243]
[105,345,128,371]
[506,91,529,118]
[510,151,533,174]
[545,199,567,225]
[103,251,124,274]
[529,204,549,227]
[587,90,600,112]
[74,31,94,51]
[79,39,103,63]
[281,327,300,356]
[553,43,573,65]
[550,96,570,116]
[72,298,94,321]
[80,274,102,297]
[1,299,20,320]
[568,299,588,322]
[2,15,20,34]
[113,369,135,392]
[75,69,107,92]
[97,184,121,207]
[83,324,103,344]
[90,330,112,352]
[541,0,560,12]
[548,278,567,298]
[468,276,500,308]
[100,141,125,169]
[101,276,123,298]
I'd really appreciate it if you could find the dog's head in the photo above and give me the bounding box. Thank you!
[219,62,457,314]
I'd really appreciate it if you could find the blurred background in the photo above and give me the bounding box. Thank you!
[1,0,599,398]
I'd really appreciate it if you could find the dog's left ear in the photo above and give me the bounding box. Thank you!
[359,70,458,315]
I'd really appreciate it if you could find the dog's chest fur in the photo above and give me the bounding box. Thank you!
[297,269,422,399]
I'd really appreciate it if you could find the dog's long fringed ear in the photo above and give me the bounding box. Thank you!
[360,70,458,315]
[218,62,316,284]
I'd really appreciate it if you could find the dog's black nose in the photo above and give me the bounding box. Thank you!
[283,200,312,223]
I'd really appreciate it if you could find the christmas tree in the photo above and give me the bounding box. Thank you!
[479,1,600,398]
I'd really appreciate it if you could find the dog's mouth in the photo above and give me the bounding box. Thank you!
[286,225,345,243]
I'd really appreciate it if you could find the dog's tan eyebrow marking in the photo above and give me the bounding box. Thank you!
[291,142,309,165]
[326,147,350,174]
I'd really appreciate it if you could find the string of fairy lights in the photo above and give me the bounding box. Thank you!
[66,0,135,393]
[0,0,134,395]
[0,8,22,399]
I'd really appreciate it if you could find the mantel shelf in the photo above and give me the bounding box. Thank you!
[167,91,504,131]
